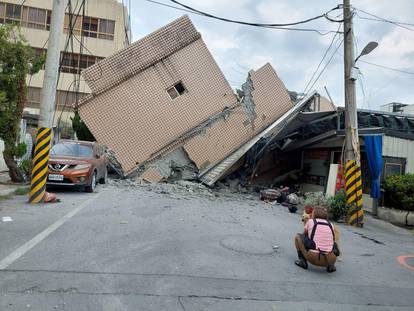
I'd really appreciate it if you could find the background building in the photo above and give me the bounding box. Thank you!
[381,102,414,115]
[0,0,130,129]
[0,0,130,170]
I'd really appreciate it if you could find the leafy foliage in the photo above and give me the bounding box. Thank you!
[0,25,43,182]
[14,142,27,158]
[71,110,95,141]
[18,158,32,181]
[302,192,330,209]
[383,174,414,211]
[328,190,348,221]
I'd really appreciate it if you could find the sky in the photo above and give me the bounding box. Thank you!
[125,0,414,109]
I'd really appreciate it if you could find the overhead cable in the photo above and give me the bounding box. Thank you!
[358,60,414,76]
[144,0,342,35]
[303,22,343,94]
[122,0,130,44]
[305,38,344,94]
[169,0,341,27]
[354,8,414,32]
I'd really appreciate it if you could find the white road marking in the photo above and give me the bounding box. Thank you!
[0,192,101,270]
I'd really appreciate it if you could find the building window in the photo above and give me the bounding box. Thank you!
[167,82,187,100]
[82,16,98,38]
[56,90,87,107]
[65,15,115,40]
[384,163,403,177]
[0,2,5,23]
[0,2,52,30]
[60,51,104,74]
[23,7,48,29]
[64,13,82,35]
[3,2,21,24]
[382,156,406,179]
[26,87,41,108]
[98,19,115,40]
[0,2,116,40]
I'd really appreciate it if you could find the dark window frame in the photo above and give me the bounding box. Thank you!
[167,81,187,100]
[382,156,406,179]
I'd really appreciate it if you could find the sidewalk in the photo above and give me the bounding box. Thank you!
[0,171,28,198]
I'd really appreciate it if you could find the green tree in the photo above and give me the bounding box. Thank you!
[71,110,95,141]
[0,25,44,182]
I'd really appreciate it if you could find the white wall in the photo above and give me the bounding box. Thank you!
[0,139,7,172]
[382,136,414,173]
[403,105,414,115]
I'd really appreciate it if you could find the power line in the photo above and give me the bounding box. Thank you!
[358,60,414,76]
[169,0,341,27]
[305,37,344,94]
[144,0,342,35]
[54,0,86,131]
[357,70,367,109]
[303,22,343,94]
[354,8,414,32]
[122,0,130,45]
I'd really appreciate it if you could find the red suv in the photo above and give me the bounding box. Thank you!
[47,140,108,192]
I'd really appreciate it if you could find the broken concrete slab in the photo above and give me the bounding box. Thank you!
[140,167,164,183]
[184,63,293,176]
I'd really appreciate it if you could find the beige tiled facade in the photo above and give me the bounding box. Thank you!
[184,63,293,172]
[79,16,293,178]
[79,16,236,174]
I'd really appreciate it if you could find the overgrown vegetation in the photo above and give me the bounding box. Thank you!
[18,158,32,181]
[383,174,414,211]
[302,192,330,209]
[328,190,347,221]
[0,25,44,182]
[302,191,348,222]
[71,110,95,141]
[14,186,30,195]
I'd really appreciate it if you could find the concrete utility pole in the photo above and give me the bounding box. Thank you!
[29,0,66,204]
[343,0,359,161]
[343,0,364,226]
[39,0,66,128]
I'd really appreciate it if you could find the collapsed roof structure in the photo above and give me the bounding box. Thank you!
[77,15,332,184]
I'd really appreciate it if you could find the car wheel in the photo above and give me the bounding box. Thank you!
[85,171,97,193]
[99,167,108,184]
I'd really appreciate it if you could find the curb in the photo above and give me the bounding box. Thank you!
[377,206,413,227]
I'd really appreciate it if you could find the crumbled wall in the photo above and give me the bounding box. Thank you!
[183,63,293,174]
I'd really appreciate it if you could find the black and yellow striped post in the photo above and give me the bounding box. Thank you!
[29,127,52,203]
[345,159,364,227]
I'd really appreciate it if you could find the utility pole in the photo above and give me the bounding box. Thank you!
[343,0,364,226]
[29,0,66,203]
[343,0,358,161]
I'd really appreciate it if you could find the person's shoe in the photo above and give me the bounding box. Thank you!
[327,265,336,273]
[295,259,308,269]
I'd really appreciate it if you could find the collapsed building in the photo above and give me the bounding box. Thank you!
[77,15,334,186]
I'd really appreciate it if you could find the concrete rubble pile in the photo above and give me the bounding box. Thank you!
[76,15,322,187]
[108,178,257,202]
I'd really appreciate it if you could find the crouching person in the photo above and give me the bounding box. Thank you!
[294,206,340,273]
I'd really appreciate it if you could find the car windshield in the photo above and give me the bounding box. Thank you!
[50,143,94,158]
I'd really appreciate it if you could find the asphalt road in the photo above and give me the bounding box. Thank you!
[0,182,413,311]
